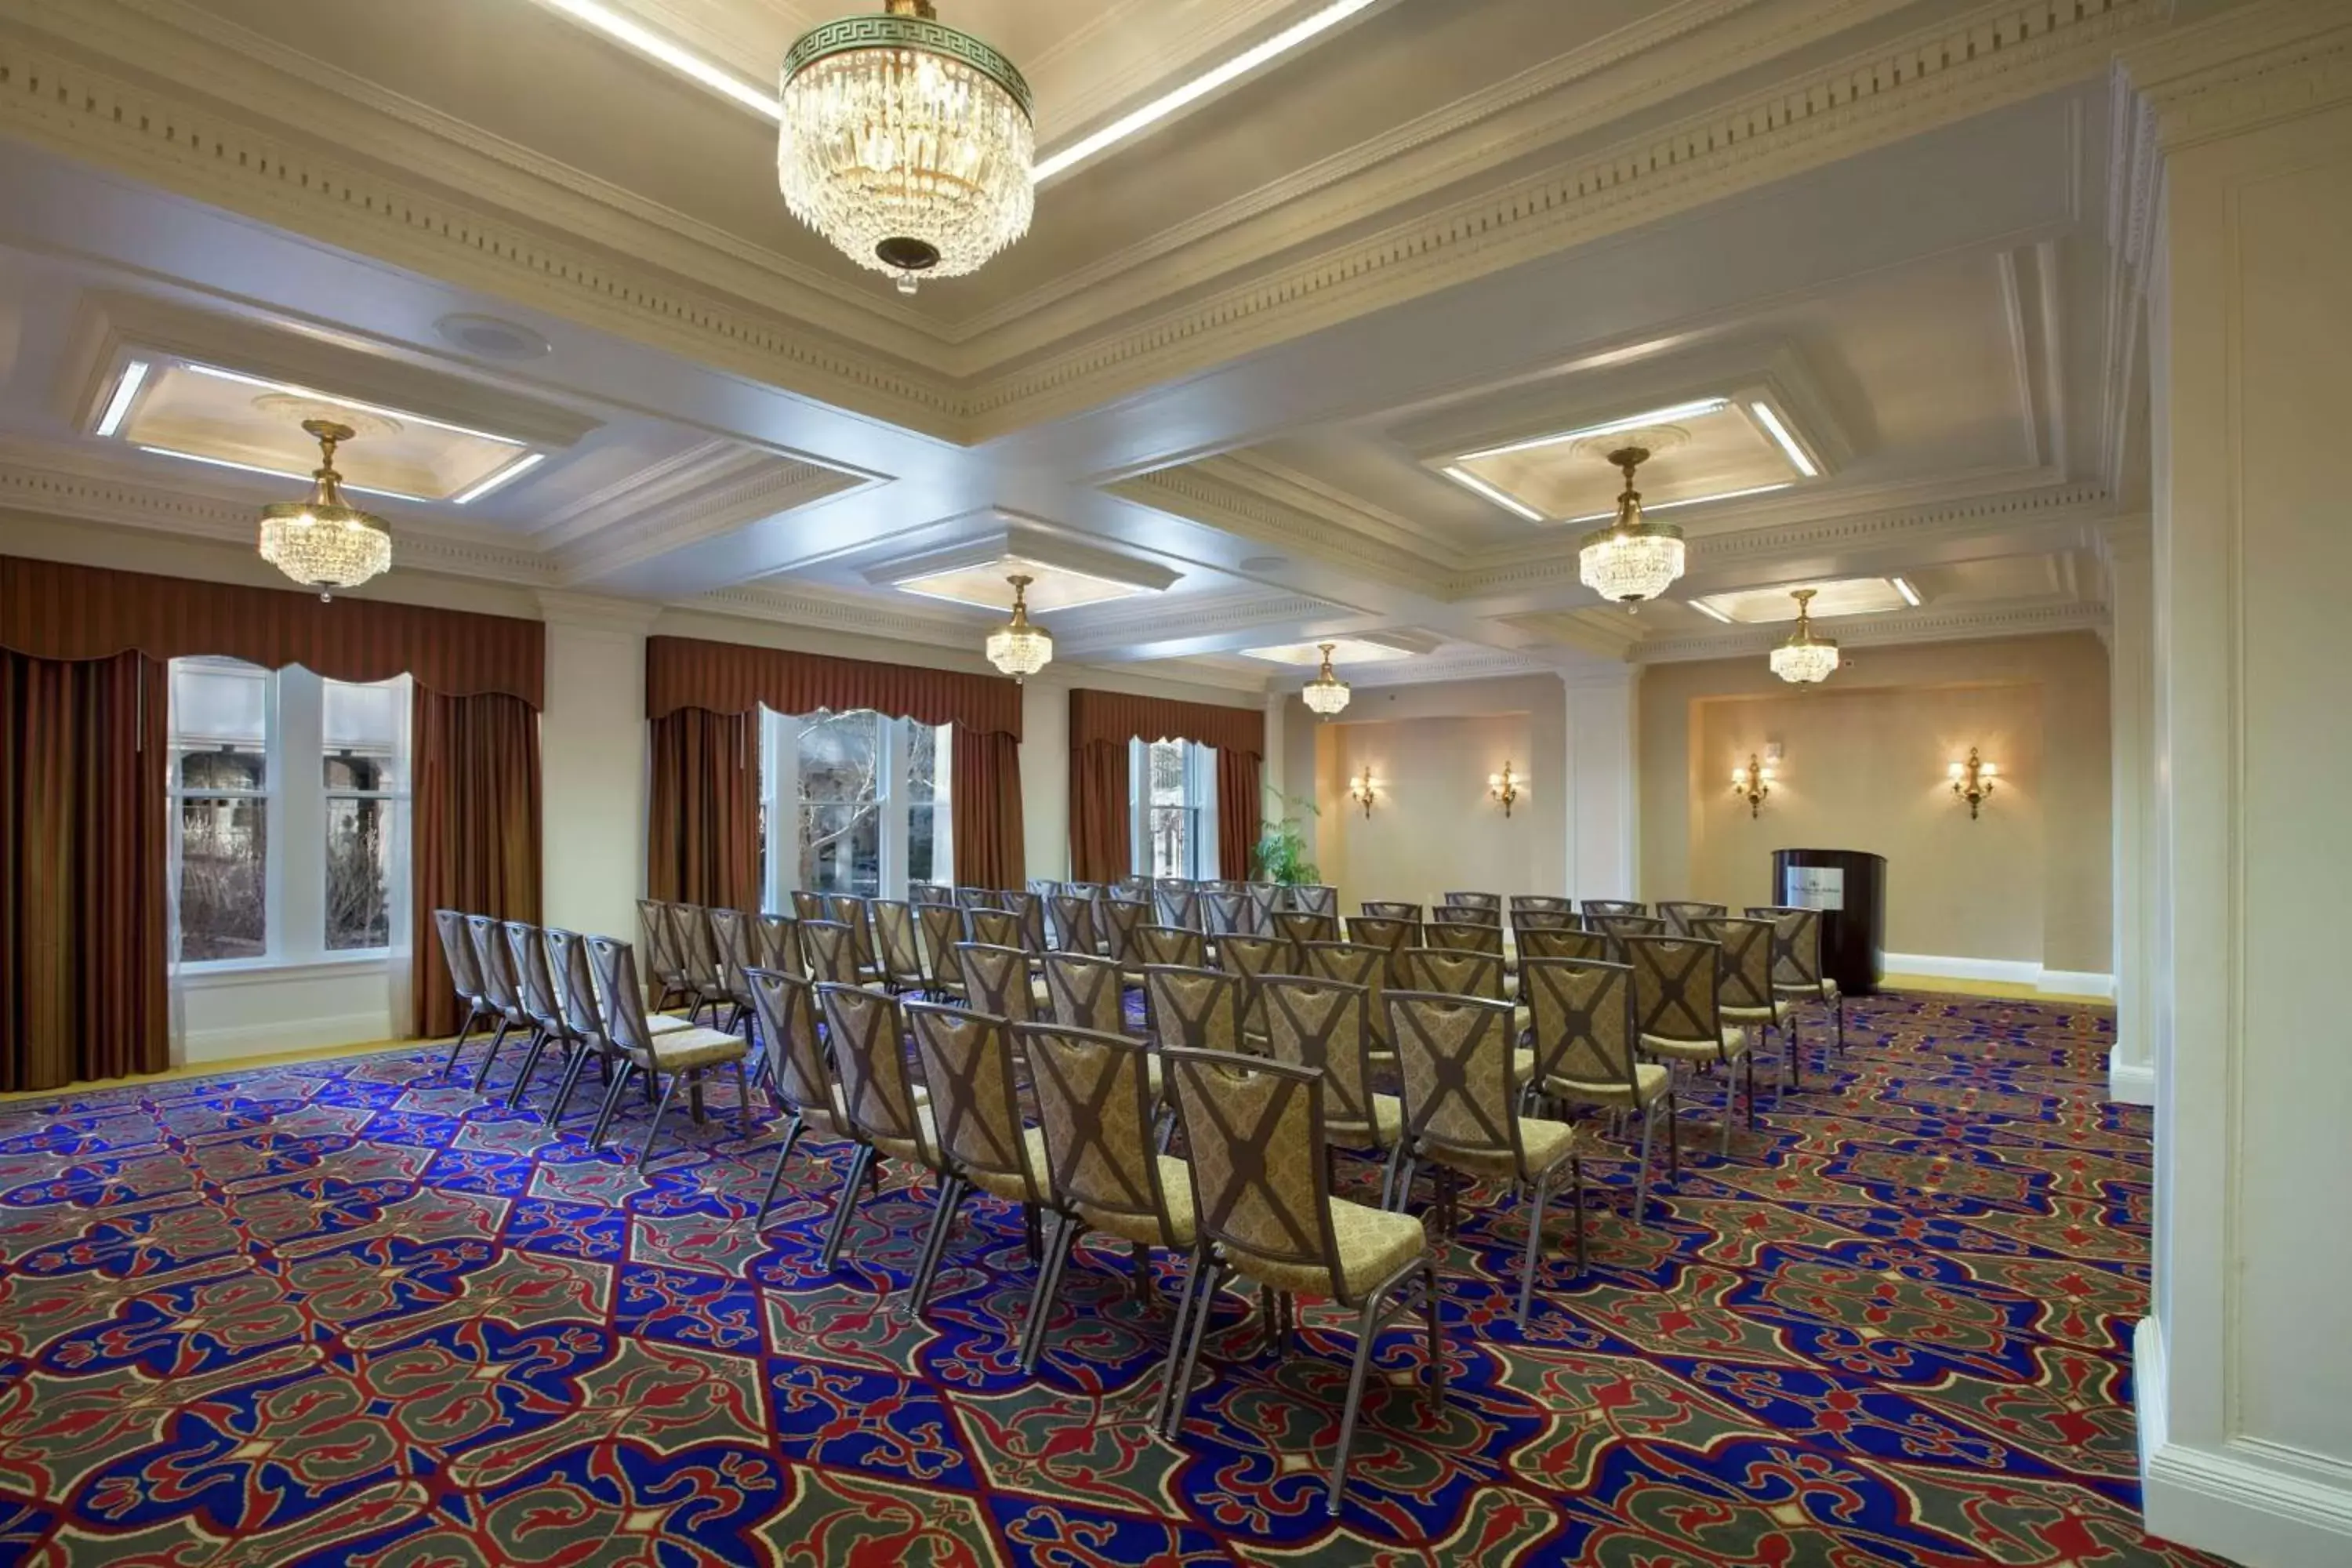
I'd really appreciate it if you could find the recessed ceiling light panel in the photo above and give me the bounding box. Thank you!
[1695,577,1908,624]
[1443,394,1822,526]
[1240,639,1417,666]
[893,554,1152,615]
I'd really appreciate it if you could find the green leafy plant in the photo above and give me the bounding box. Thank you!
[1253,786,1321,886]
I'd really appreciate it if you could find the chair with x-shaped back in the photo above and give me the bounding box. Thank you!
[815,982,946,1276]
[1624,935,1751,1156]
[1158,1047,1443,1511]
[1521,956,1676,1218]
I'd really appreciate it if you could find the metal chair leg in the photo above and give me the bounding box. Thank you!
[1572,1157,1587,1274]
[755,1114,806,1229]
[909,1174,967,1315]
[1634,1107,1657,1221]
[1719,1062,1736,1156]
[503,1029,554,1111]
[1421,1261,1446,1400]
[1514,1178,1549,1328]
[732,1058,752,1136]
[820,1142,877,1272]
[1019,1210,1080,1373]
[587,1060,637,1150]
[1745,1050,1759,1130]
[1325,1289,1388,1515]
[1152,1247,1210,1438]
[1167,1258,1227,1442]
[441,1012,478,1079]
[469,1019,513,1094]
[637,1072,684,1167]
[546,1042,595,1128]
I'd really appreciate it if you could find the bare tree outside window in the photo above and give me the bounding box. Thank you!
[798,709,884,895]
[170,660,270,962]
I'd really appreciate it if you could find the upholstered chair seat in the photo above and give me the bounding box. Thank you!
[1639,1023,1748,1062]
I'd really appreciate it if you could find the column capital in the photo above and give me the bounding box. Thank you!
[535,589,664,634]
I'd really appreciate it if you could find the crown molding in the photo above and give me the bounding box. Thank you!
[1342,648,1566,690]
[1109,463,1457,594]
[0,0,2168,441]
[0,439,558,585]
[1632,596,2108,663]
[1053,590,1348,659]
[538,442,864,584]
[2119,0,2352,152]
[956,0,2170,431]
[686,582,983,649]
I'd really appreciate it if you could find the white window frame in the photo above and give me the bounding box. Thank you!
[321,676,413,956]
[1130,737,1218,880]
[760,707,953,909]
[168,659,412,972]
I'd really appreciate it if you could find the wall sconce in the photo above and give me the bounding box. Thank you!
[1731,753,1775,818]
[1950,747,1998,818]
[1488,760,1523,818]
[1348,764,1378,818]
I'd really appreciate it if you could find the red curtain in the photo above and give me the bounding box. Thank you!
[648,709,760,913]
[0,650,169,1091]
[411,689,543,1039]
[0,556,543,705]
[646,636,1020,738]
[951,726,1026,890]
[1068,688,1261,756]
[1069,739,1131,885]
[1216,747,1264,881]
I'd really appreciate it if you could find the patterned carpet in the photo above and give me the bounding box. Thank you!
[0,992,2227,1566]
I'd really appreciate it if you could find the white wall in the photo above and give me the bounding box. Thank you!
[2130,8,2352,1562]
[539,593,656,943]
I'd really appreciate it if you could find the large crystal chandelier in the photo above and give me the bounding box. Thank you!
[985,575,1052,681]
[257,419,392,601]
[1578,445,1686,604]
[1769,588,1841,684]
[777,0,1035,295]
[1301,643,1352,717]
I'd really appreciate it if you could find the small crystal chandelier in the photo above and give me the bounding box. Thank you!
[1301,642,1352,717]
[985,574,1052,681]
[256,419,392,601]
[777,0,1035,295]
[1578,445,1686,604]
[1769,588,1841,684]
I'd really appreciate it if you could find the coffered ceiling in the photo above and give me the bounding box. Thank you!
[0,0,2191,694]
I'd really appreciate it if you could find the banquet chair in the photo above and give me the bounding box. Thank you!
[956,886,1000,913]
[904,1001,1065,1318]
[456,913,532,1091]
[1156,882,1204,935]
[956,942,1043,1025]
[433,908,498,1058]
[1521,957,1676,1218]
[1659,900,1729,938]
[1043,950,1132,1036]
[815,982,949,1276]
[1385,991,1584,1326]
[1696,916,1795,1093]
[827,894,882,978]
[1214,932,1291,1036]
[1049,893,1102,957]
[792,891,828,923]
[584,937,753,1166]
[1510,908,1579,938]
[1440,891,1502,916]
[872,900,927,993]
[1425,919,1505,960]
[1143,965,1249,1058]
[1132,924,1207,971]
[1259,975,1403,1203]
[664,903,729,1025]
[1273,909,1339,955]
[967,907,1025,951]
[1519,926,1608,963]
[1159,1047,1443,1512]
[1242,881,1282,935]
[1749,905,1844,1056]
[637,898,691,1012]
[1508,895,1573,918]
[1000,890,1051,956]
[1290,884,1339,918]
[800,920,865,987]
[1360,900,1421,923]
[753,913,804,979]
[1624,935,1751,1156]
[706,907,758,1033]
[916,902,965,999]
[1204,887,1254,939]
[1583,899,1648,919]
[542,927,699,1130]
[1346,916,1421,986]
[1102,896,1149,973]
[749,967,856,1229]
[1012,1021,1200,1379]
[1589,913,1666,962]
[1302,941,1394,1058]
[495,920,572,1109]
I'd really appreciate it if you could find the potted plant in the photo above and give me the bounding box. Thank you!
[1253,787,1321,886]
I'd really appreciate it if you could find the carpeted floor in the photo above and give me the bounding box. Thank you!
[0,992,2225,1566]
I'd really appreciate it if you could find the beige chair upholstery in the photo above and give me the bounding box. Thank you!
[815,982,945,1276]
[583,936,753,1167]
[1625,935,1752,1156]
[1384,990,1585,1327]
[749,967,856,1229]
[1159,1047,1443,1512]
[1522,956,1677,1218]
[904,1001,1062,1322]
[1259,974,1403,1196]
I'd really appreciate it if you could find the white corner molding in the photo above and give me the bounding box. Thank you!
[2107,1046,2155,1105]
[1881,951,2115,1000]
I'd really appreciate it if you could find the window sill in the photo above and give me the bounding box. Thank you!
[175,952,403,989]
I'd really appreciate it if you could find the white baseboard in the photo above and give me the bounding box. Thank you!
[2109,1047,2157,1106]
[179,1011,394,1064]
[1881,952,2115,1000]
[2136,1317,2352,1566]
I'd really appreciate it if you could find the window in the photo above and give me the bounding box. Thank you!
[760,709,953,905]
[167,658,412,966]
[1131,737,1218,880]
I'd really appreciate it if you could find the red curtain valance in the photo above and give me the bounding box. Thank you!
[1069,688,1261,757]
[645,634,1022,739]
[0,556,544,706]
